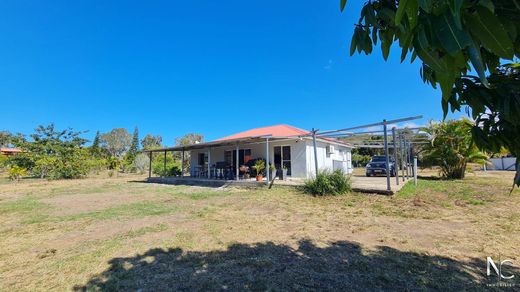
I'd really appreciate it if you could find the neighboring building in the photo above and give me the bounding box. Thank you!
[146,124,353,180]
[0,147,21,156]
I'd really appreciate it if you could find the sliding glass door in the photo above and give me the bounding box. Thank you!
[273,146,291,176]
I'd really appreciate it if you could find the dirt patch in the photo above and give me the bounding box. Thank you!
[41,192,156,216]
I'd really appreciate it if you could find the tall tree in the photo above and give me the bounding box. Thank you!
[100,128,132,159]
[341,0,520,185]
[141,134,162,150]
[90,131,101,156]
[125,127,139,163]
[0,131,12,147]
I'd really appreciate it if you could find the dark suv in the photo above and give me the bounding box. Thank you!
[366,156,396,177]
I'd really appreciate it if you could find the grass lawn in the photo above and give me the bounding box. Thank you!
[1,171,519,290]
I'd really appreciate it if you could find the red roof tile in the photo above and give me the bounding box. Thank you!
[0,148,21,153]
[215,124,309,141]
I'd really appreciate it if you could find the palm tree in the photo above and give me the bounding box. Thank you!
[421,119,488,179]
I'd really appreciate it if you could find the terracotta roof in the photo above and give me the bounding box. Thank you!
[0,148,21,153]
[215,124,309,141]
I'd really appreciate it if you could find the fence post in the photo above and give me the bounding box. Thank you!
[383,120,391,191]
[392,127,399,185]
[414,156,418,186]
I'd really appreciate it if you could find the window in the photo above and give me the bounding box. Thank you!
[198,152,207,166]
[224,149,252,166]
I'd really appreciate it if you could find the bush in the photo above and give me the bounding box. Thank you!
[352,154,371,167]
[303,170,351,196]
[0,154,7,169]
[8,165,27,181]
[152,154,181,177]
[134,153,150,174]
[86,158,107,175]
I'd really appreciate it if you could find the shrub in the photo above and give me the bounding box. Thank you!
[8,165,27,181]
[0,154,7,169]
[303,170,351,196]
[152,154,181,177]
[86,158,107,175]
[134,153,150,174]
[422,119,488,179]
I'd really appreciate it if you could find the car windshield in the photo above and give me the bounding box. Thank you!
[371,156,386,162]
[370,156,394,162]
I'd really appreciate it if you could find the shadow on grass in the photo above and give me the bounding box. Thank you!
[74,239,511,291]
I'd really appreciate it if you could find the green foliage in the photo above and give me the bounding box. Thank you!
[106,156,120,170]
[141,134,162,150]
[343,0,520,185]
[33,156,58,178]
[100,128,132,159]
[125,127,140,166]
[90,131,103,157]
[152,153,181,177]
[0,154,8,168]
[421,119,488,179]
[453,64,520,185]
[252,159,265,176]
[86,158,107,175]
[303,170,352,196]
[0,131,12,147]
[9,124,93,179]
[352,153,372,167]
[8,165,27,181]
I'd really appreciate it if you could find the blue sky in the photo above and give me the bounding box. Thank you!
[0,0,463,145]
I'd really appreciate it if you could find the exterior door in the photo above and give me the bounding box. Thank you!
[273,146,291,176]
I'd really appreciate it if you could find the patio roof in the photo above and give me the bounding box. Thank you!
[142,124,352,153]
[142,135,352,153]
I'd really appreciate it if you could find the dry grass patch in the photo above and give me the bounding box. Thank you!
[1,172,519,290]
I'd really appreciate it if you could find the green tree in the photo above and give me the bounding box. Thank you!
[341,0,520,185]
[9,124,92,179]
[100,128,132,159]
[125,127,139,162]
[421,119,488,179]
[91,131,101,153]
[0,131,12,147]
[141,134,162,150]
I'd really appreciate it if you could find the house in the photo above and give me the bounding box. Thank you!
[145,124,353,181]
[0,147,21,156]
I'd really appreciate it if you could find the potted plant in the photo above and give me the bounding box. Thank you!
[281,165,288,180]
[252,160,265,182]
[269,164,276,180]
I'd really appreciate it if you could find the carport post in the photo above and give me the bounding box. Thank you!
[312,128,319,177]
[383,120,391,191]
[148,151,152,178]
[181,149,185,177]
[207,148,211,179]
[163,150,167,177]
[404,137,409,179]
[414,156,418,185]
[235,143,239,181]
[392,127,399,185]
[265,138,270,182]
[399,134,405,182]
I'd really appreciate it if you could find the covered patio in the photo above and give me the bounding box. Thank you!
[142,135,302,184]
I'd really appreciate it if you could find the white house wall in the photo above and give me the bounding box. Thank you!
[189,139,308,178]
[305,140,353,178]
